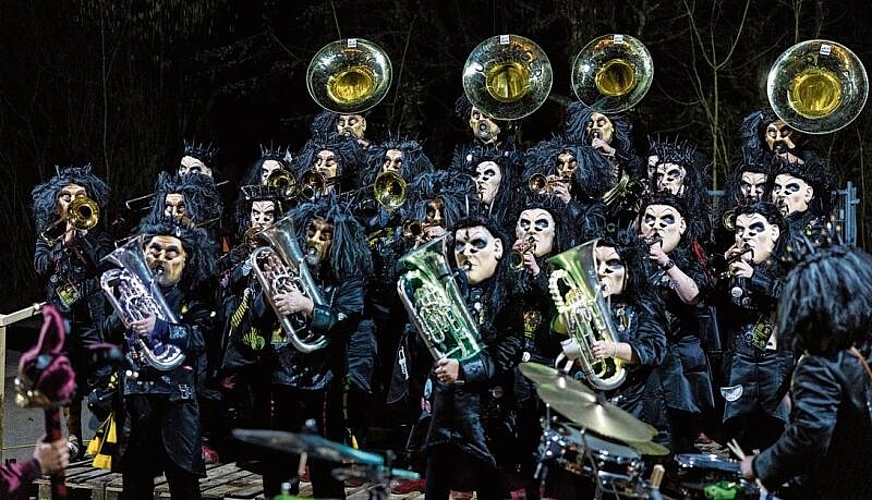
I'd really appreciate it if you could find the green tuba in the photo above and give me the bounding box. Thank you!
[547,239,626,391]
[396,236,482,362]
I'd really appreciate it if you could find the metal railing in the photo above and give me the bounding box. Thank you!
[0,303,44,461]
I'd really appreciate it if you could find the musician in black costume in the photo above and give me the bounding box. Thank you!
[718,201,795,452]
[32,163,114,459]
[103,218,218,499]
[770,155,832,248]
[409,212,523,499]
[145,171,224,240]
[311,109,371,149]
[454,95,517,150]
[291,133,363,199]
[255,196,371,499]
[521,134,611,236]
[740,107,821,167]
[638,193,715,453]
[216,187,285,463]
[741,245,872,499]
[453,143,519,227]
[507,194,579,496]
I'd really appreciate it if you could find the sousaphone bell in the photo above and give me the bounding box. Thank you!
[767,39,868,134]
[462,34,553,121]
[571,34,653,113]
[307,38,393,114]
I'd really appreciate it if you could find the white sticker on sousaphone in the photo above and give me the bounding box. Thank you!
[720,384,744,402]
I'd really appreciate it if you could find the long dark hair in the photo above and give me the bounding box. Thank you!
[778,246,872,355]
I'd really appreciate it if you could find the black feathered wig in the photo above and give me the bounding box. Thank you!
[31,164,111,234]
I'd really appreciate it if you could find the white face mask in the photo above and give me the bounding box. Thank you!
[515,208,555,257]
[179,156,212,177]
[771,173,813,216]
[469,107,501,144]
[734,213,780,264]
[305,218,334,267]
[145,235,187,288]
[249,201,276,231]
[382,149,404,173]
[163,193,186,221]
[740,172,768,201]
[653,163,686,196]
[260,159,283,185]
[337,114,366,139]
[454,225,503,286]
[641,204,686,254]
[58,183,87,220]
[594,244,626,297]
[474,160,502,206]
[586,112,614,144]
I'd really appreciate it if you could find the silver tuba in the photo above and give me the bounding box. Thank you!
[547,239,626,391]
[100,236,186,371]
[396,236,482,362]
[307,38,393,114]
[571,34,653,113]
[249,213,329,353]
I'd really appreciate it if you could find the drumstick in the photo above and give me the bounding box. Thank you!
[727,439,768,495]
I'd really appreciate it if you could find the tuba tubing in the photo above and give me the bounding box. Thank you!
[248,214,329,353]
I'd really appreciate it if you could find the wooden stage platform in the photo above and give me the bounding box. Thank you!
[35,461,427,499]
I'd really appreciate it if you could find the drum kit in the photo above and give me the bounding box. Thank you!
[232,428,419,500]
[520,362,760,500]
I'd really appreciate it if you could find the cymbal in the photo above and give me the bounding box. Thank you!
[536,383,655,443]
[232,429,384,466]
[518,362,595,396]
[626,439,670,456]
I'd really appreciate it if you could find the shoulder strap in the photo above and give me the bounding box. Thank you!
[850,346,872,382]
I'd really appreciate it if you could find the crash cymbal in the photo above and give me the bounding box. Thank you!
[518,362,595,396]
[536,383,656,443]
[626,439,670,456]
[232,429,384,466]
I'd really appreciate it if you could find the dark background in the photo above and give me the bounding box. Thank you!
[2,0,871,310]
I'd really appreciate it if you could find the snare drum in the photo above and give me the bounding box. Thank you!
[538,423,646,495]
[675,453,758,499]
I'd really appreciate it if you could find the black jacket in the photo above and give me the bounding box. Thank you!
[753,347,872,499]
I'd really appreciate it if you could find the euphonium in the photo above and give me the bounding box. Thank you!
[248,213,329,353]
[396,236,482,362]
[547,239,626,391]
[41,196,100,245]
[99,236,186,371]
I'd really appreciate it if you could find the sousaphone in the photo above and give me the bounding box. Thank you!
[462,34,553,121]
[767,39,868,134]
[571,34,653,113]
[307,38,393,114]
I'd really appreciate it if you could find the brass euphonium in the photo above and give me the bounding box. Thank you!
[571,34,653,113]
[767,39,868,134]
[547,239,626,391]
[307,38,393,114]
[248,213,329,353]
[41,196,100,245]
[99,236,186,371]
[462,34,553,120]
[396,236,482,362]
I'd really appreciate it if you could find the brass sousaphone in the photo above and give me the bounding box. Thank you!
[307,38,393,114]
[767,39,868,134]
[571,34,653,113]
[462,34,553,121]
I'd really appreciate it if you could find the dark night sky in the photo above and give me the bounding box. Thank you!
[1,0,871,307]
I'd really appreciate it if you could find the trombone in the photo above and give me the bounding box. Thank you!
[241,168,299,201]
[124,179,230,211]
[41,196,100,245]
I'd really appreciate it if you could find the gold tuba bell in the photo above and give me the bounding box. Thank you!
[41,196,100,245]
[767,39,868,134]
[547,239,626,391]
[307,38,393,114]
[462,34,553,121]
[249,213,329,353]
[396,236,482,362]
[571,34,653,113]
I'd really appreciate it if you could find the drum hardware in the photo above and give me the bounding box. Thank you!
[519,361,594,395]
[674,453,762,500]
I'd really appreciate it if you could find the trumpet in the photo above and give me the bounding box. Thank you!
[528,173,569,195]
[298,170,343,199]
[402,219,438,241]
[41,196,100,245]
[510,237,537,270]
